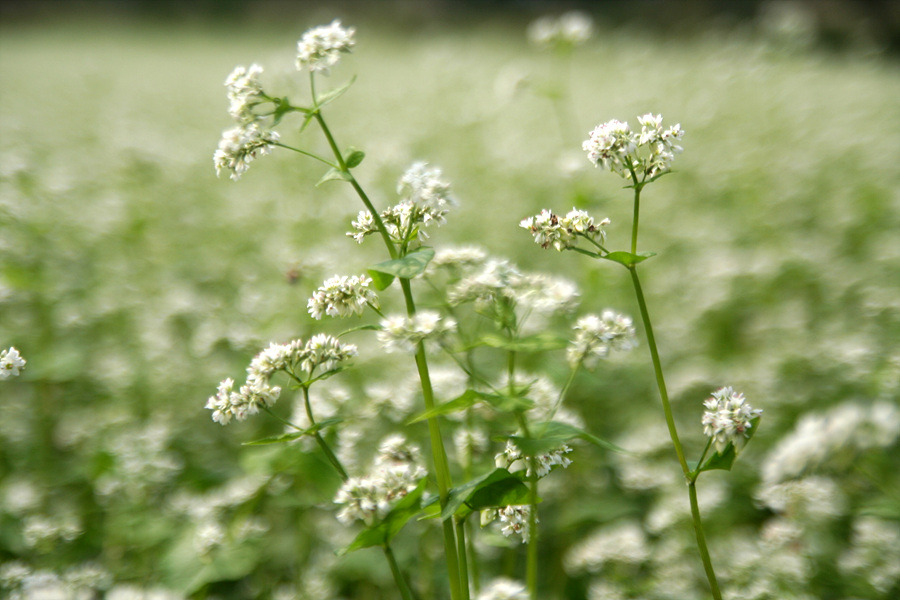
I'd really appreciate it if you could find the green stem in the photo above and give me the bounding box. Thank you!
[273,142,336,168]
[384,544,416,600]
[630,184,641,255]
[455,519,471,600]
[688,481,723,600]
[302,386,348,481]
[465,518,481,594]
[513,412,539,600]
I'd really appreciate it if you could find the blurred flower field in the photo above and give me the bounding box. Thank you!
[1,8,900,600]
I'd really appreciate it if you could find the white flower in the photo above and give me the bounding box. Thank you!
[377,311,456,353]
[582,119,636,178]
[701,386,762,453]
[567,311,637,369]
[583,114,684,181]
[214,123,279,181]
[296,20,356,74]
[0,347,26,379]
[307,274,378,319]
[563,521,649,573]
[527,11,593,49]
[520,208,609,251]
[495,439,573,479]
[300,334,358,374]
[498,505,534,543]
[225,64,265,124]
[476,578,529,600]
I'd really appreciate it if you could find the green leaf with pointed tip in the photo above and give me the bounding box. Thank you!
[697,415,762,473]
[508,421,627,456]
[344,148,365,168]
[316,167,349,187]
[315,76,357,109]
[339,478,427,554]
[441,468,530,521]
[241,417,343,446]
[408,389,482,424]
[603,251,657,267]
[369,247,435,281]
[367,270,395,291]
[339,324,382,337]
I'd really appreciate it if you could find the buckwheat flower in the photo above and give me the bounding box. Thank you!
[225,64,265,124]
[214,123,279,181]
[563,521,649,573]
[296,20,356,74]
[496,439,573,478]
[476,578,528,600]
[701,386,762,453]
[300,334,357,374]
[428,245,488,274]
[567,311,637,369]
[205,378,239,425]
[377,311,456,353]
[497,505,534,543]
[247,340,303,383]
[583,119,636,177]
[307,274,378,319]
[397,161,453,215]
[447,259,524,308]
[527,11,593,49]
[347,210,377,244]
[0,346,26,379]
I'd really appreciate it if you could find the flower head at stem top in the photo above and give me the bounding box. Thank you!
[296,20,356,74]
[520,208,609,251]
[582,114,684,182]
[0,347,26,380]
[702,386,762,453]
[567,311,637,369]
[307,274,379,320]
[225,64,267,125]
[214,123,279,181]
[377,311,457,354]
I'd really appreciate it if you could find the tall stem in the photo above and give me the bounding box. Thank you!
[302,386,348,480]
[688,481,722,599]
[384,545,416,600]
[455,519,471,600]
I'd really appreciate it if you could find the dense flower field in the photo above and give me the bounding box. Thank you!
[1,8,899,600]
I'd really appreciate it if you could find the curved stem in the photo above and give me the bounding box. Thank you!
[273,142,336,168]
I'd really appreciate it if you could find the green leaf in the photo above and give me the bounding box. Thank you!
[697,415,762,473]
[441,468,530,521]
[315,76,356,109]
[339,479,427,554]
[369,247,435,281]
[602,251,656,268]
[339,324,382,337]
[509,421,627,456]
[316,167,349,187]
[408,389,481,424]
[367,270,394,291]
[241,417,343,446]
[474,332,568,352]
[344,148,365,168]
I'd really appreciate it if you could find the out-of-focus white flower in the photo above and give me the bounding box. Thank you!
[567,311,637,369]
[0,346,26,379]
[702,386,762,453]
[296,20,356,74]
[564,521,649,573]
[334,434,426,526]
[377,311,456,353]
[495,439,573,479]
[476,577,529,600]
[225,64,265,124]
[527,11,594,50]
[520,208,610,251]
[307,274,378,319]
[427,245,488,274]
[214,123,279,181]
[839,516,900,593]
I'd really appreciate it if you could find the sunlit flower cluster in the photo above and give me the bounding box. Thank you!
[0,347,26,379]
[567,311,637,369]
[476,578,528,600]
[348,162,454,244]
[520,208,609,251]
[214,123,279,181]
[307,274,378,319]
[701,386,762,453]
[564,521,650,573]
[296,20,356,74]
[583,114,684,181]
[495,440,573,479]
[481,505,535,543]
[527,11,594,50]
[206,336,357,425]
[225,64,266,124]
[377,311,457,353]
[334,434,426,526]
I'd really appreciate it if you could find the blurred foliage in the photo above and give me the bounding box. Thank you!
[1,7,899,600]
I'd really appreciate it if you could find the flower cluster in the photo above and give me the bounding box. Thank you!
[334,434,426,526]
[213,123,279,181]
[476,578,529,600]
[520,208,609,251]
[481,505,535,543]
[348,162,454,244]
[377,311,457,353]
[206,336,357,425]
[583,114,684,181]
[0,347,26,380]
[495,440,573,478]
[527,11,594,50]
[567,311,637,369]
[296,20,356,74]
[307,274,378,319]
[225,64,265,124]
[701,386,762,453]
